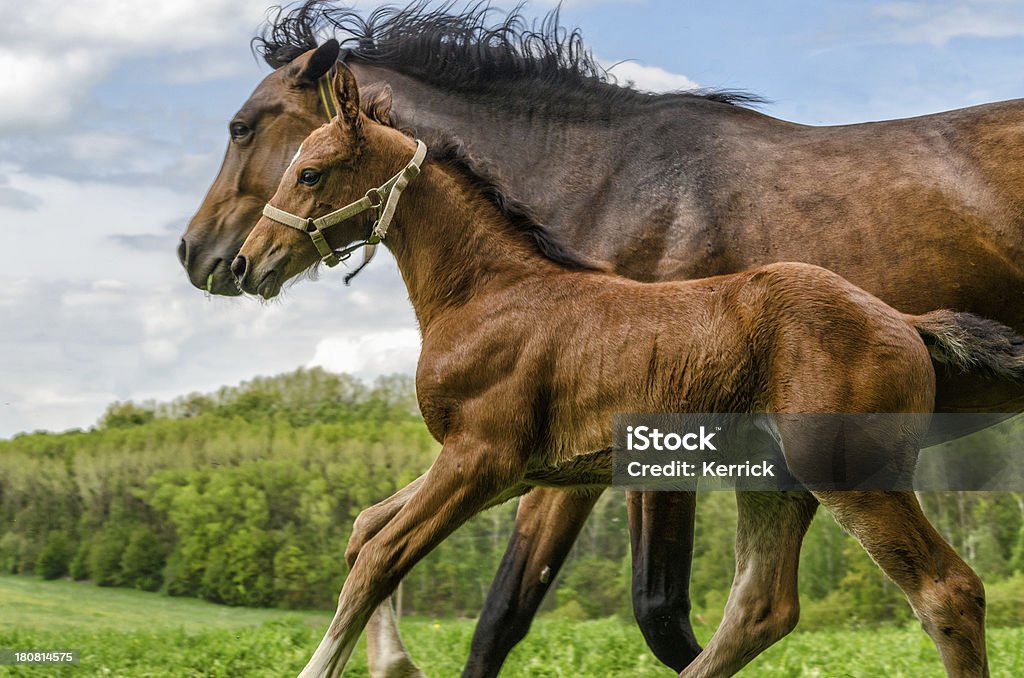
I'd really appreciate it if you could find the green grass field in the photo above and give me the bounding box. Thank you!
[1,575,1022,677]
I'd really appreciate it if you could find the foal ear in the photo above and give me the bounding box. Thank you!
[362,83,394,124]
[332,62,362,126]
[295,39,340,84]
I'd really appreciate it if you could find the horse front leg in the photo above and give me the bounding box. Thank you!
[300,438,524,678]
[627,490,702,670]
[343,474,427,678]
[462,487,602,678]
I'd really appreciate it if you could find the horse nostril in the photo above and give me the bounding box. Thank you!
[230,255,249,281]
[177,237,190,267]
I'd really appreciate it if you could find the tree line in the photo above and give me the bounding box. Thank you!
[1,367,1022,627]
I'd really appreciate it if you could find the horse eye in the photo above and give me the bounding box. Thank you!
[229,121,251,140]
[299,169,321,186]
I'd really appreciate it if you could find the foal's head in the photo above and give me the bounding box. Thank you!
[233,64,410,299]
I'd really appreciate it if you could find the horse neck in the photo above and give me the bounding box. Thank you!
[349,65,720,234]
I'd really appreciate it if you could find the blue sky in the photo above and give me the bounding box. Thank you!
[2,0,1024,437]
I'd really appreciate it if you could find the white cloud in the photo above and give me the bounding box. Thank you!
[872,1,1024,46]
[0,49,108,129]
[600,59,699,93]
[0,171,190,283]
[308,329,422,381]
[0,249,420,438]
[0,0,270,130]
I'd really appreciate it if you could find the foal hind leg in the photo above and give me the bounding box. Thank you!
[817,490,987,677]
[680,491,818,677]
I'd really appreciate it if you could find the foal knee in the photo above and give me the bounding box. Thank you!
[345,508,375,568]
[728,593,800,648]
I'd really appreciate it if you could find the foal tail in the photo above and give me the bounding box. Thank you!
[911,310,1024,382]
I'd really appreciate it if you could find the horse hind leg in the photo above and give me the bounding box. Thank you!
[680,491,818,677]
[816,490,988,677]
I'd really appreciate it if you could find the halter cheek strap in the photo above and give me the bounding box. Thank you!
[317,70,341,120]
[261,139,428,270]
[311,67,376,279]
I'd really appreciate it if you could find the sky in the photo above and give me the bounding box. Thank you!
[2,0,1024,437]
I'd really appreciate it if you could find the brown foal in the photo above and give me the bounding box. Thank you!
[234,65,1024,677]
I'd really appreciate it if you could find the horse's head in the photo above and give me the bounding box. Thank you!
[233,63,410,299]
[178,40,341,296]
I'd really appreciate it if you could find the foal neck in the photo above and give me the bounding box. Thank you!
[368,127,573,330]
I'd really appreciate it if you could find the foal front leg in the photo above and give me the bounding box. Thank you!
[344,475,427,678]
[300,438,524,678]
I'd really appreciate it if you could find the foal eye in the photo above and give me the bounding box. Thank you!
[229,121,251,140]
[299,169,322,186]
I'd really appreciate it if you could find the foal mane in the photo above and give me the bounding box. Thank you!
[254,1,764,109]
[426,134,602,272]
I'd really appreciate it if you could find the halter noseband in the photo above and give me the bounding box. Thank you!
[261,138,428,269]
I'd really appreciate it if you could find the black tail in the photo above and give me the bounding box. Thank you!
[911,310,1024,382]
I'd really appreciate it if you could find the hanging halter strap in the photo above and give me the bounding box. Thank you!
[261,139,428,273]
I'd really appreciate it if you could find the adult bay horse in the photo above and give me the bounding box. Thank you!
[179,4,1024,676]
[232,66,1024,676]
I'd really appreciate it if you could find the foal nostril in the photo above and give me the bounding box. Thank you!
[230,255,249,281]
[177,237,190,267]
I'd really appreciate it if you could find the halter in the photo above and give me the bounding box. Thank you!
[261,137,427,270]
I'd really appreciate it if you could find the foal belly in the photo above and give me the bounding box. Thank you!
[524,448,612,489]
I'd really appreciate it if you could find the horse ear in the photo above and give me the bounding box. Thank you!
[362,84,394,124]
[333,62,362,126]
[296,39,340,84]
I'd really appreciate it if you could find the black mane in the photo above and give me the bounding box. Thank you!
[425,134,601,271]
[254,1,764,108]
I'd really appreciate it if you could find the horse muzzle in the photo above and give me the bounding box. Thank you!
[178,232,244,297]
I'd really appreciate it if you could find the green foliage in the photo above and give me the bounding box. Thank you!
[119,526,166,591]
[68,540,90,581]
[986,572,1024,627]
[87,527,129,587]
[35,531,73,580]
[554,555,627,618]
[3,573,1024,678]
[1011,522,1024,575]
[99,402,155,429]
[1,367,1023,626]
[0,532,31,574]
